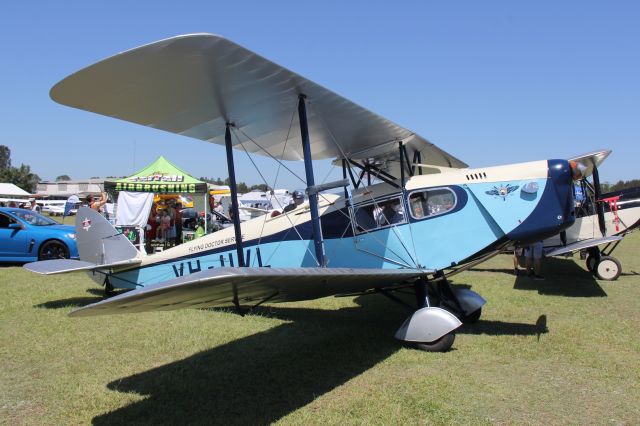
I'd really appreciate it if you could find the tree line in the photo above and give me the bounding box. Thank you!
[0,145,40,193]
[601,180,640,193]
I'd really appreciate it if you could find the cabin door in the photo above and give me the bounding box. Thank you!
[350,194,416,268]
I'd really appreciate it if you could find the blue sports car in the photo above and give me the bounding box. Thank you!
[0,207,79,263]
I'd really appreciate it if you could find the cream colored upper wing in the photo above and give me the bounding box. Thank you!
[51,34,467,176]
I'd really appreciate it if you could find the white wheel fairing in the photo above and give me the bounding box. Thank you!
[395,307,462,343]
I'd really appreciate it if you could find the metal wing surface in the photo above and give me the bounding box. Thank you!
[544,235,622,257]
[24,258,142,275]
[69,267,424,317]
[569,150,612,178]
[50,34,467,175]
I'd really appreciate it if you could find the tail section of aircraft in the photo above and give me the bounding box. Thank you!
[74,207,138,265]
[24,207,141,275]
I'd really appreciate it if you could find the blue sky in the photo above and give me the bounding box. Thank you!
[1,1,638,189]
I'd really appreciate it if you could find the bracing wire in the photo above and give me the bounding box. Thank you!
[362,167,418,267]
[307,99,416,268]
[251,108,297,265]
[272,108,297,192]
[235,127,307,185]
[231,127,320,267]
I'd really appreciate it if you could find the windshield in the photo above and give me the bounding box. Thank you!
[239,200,272,209]
[10,209,59,226]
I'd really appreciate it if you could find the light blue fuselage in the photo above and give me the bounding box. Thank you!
[108,161,574,290]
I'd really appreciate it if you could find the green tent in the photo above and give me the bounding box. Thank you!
[104,156,208,194]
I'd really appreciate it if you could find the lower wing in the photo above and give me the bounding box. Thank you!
[69,267,425,317]
[544,235,622,257]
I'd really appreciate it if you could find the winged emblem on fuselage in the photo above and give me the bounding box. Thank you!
[485,184,519,200]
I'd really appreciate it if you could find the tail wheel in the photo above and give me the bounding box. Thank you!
[596,256,622,281]
[414,333,456,352]
[38,240,69,260]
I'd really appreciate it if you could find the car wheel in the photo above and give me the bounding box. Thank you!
[38,240,70,260]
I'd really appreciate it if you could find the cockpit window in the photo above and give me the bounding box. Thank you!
[352,195,406,234]
[408,188,456,219]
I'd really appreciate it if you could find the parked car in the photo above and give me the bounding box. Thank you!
[0,207,79,262]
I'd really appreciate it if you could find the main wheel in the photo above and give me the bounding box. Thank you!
[596,256,622,281]
[414,333,456,352]
[462,308,482,324]
[38,240,69,260]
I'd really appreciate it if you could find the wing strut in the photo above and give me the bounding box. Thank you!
[224,123,245,267]
[592,164,607,237]
[298,94,326,267]
[224,122,244,311]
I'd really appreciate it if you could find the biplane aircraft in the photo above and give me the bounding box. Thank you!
[26,34,579,351]
[543,150,640,280]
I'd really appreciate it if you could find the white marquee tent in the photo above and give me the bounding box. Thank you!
[0,183,32,198]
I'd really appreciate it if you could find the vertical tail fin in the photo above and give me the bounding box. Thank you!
[75,207,139,265]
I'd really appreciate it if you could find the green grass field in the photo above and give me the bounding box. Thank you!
[1,233,639,425]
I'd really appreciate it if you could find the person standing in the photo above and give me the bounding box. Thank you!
[174,202,183,244]
[87,192,108,216]
[165,200,176,244]
[146,204,158,243]
[525,241,544,280]
[158,210,171,241]
[513,244,524,275]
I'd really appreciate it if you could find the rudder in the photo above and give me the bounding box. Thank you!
[75,207,139,265]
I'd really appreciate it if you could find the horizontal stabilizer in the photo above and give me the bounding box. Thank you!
[69,267,424,317]
[24,258,142,275]
[544,235,622,257]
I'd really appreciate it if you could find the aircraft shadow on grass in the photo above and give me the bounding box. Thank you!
[34,289,128,310]
[90,294,547,425]
[34,297,102,310]
[472,257,607,298]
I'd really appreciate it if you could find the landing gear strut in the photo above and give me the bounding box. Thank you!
[429,272,486,324]
[386,274,487,352]
[104,277,115,298]
[585,247,600,274]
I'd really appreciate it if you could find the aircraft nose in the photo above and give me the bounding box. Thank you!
[548,159,576,231]
[507,159,575,243]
